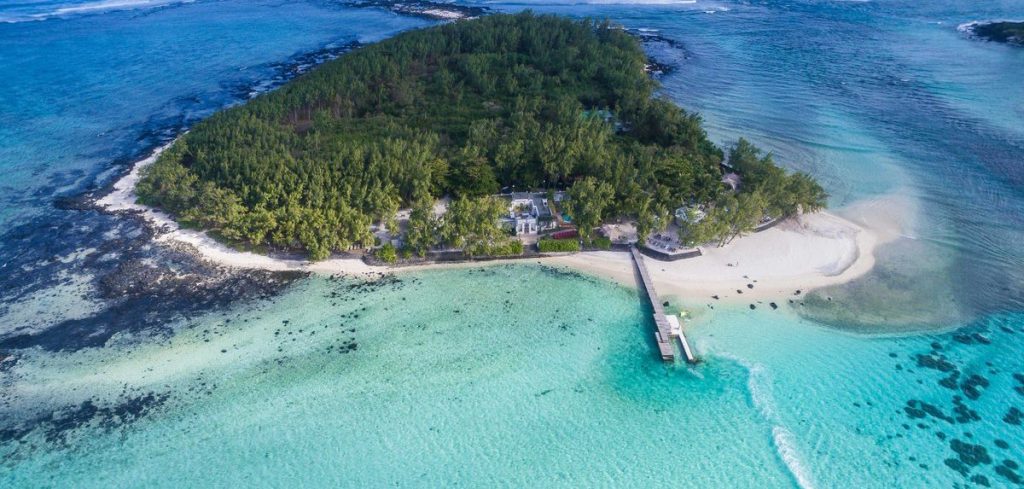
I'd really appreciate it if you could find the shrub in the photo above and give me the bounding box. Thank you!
[375,243,398,264]
[538,238,580,253]
[591,236,612,250]
[486,240,524,256]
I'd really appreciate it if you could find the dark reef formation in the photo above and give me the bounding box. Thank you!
[892,313,1024,486]
[0,33,369,463]
[962,21,1024,46]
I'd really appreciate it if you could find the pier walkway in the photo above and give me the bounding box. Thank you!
[629,246,697,363]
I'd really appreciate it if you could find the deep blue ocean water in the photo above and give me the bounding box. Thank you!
[1,1,1022,487]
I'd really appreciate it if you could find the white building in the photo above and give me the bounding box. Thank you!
[505,193,551,236]
[674,206,706,226]
[514,215,538,235]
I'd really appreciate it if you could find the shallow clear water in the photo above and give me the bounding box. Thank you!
[4,266,1022,487]
[1,0,1023,487]
[2,268,794,487]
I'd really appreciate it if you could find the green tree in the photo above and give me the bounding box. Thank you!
[720,191,766,246]
[405,191,438,257]
[131,14,824,261]
[785,172,828,214]
[448,145,499,197]
[632,193,655,245]
[565,176,614,243]
[232,205,277,246]
[440,196,508,256]
[375,243,398,264]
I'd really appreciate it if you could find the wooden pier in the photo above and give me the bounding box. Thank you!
[629,246,697,363]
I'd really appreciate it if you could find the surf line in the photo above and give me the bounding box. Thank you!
[748,361,816,489]
[721,352,818,489]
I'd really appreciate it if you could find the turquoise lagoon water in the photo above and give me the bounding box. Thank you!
[4,266,1022,487]
[2,0,1024,487]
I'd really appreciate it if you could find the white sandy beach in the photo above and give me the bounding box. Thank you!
[96,143,385,276]
[98,145,909,304]
[550,211,875,305]
[555,191,915,305]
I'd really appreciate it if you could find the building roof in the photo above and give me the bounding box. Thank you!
[722,172,741,190]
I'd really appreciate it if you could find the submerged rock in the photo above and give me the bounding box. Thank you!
[996,461,1023,484]
[960,374,990,400]
[950,438,992,466]
[916,353,958,373]
[904,399,953,423]
[1004,407,1023,425]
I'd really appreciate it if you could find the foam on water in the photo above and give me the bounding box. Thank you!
[771,427,816,489]
[50,0,189,15]
[724,353,818,489]
[0,0,192,23]
[486,0,699,6]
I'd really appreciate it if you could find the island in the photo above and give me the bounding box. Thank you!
[961,21,1024,46]
[133,13,827,263]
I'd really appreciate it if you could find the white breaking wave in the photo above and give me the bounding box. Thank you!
[957,20,980,34]
[771,426,817,489]
[0,0,193,23]
[746,362,777,419]
[52,0,188,15]
[497,0,697,5]
[719,353,818,489]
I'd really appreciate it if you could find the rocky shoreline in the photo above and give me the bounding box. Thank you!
[0,33,383,352]
[347,0,487,20]
[959,20,1024,46]
[0,204,307,354]
[625,28,689,78]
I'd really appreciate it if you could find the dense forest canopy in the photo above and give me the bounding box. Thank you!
[136,12,825,259]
